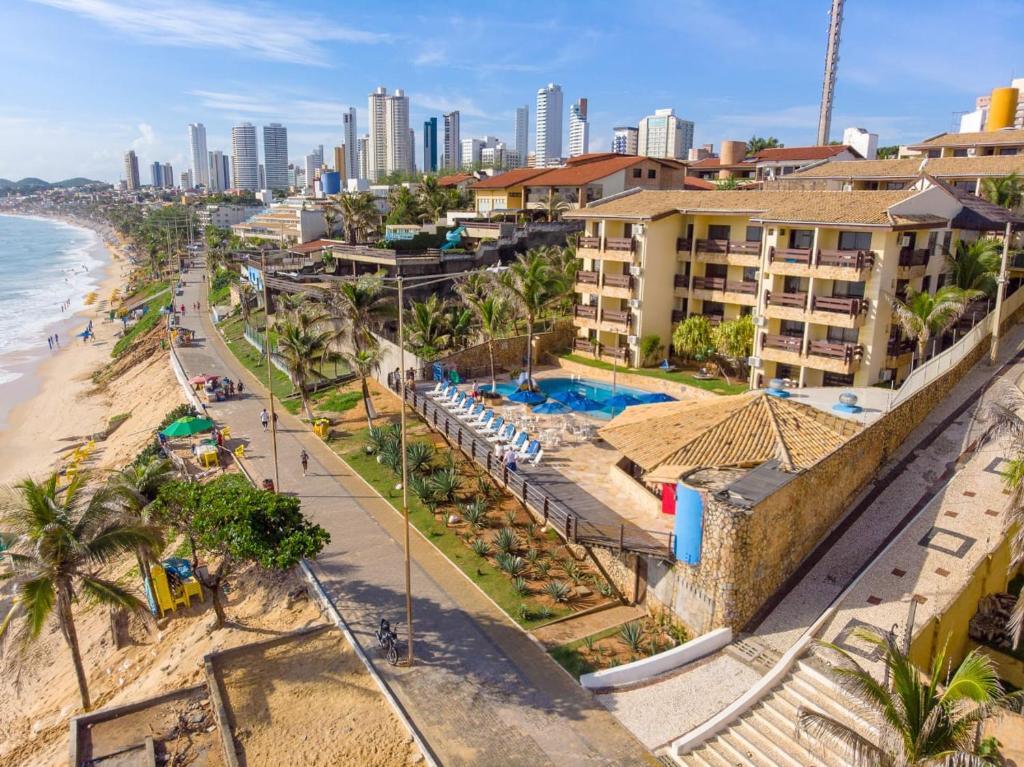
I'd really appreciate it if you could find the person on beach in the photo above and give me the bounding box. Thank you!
[260,408,269,431]
[47,336,52,350]
[54,333,59,347]
[300,449,309,476]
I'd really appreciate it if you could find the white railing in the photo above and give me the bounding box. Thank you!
[887,287,1024,410]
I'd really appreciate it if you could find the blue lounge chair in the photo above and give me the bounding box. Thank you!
[480,415,504,436]
[519,439,542,464]
[464,403,484,421]
[426,381,445,397]
[473,411,495,431]
[436,385,456,403]
[444,391,467,411]
[456,397,476,414]
[509,431,529,453]
[488,422,516,443]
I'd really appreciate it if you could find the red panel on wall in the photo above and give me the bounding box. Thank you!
[661,482,677,515]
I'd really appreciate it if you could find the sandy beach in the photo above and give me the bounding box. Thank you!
[0,221,183,486]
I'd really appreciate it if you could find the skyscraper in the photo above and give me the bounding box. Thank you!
[442,111,460,169]
[535,83,563,167]
[342,108,358,181]
[262,123,288,190]
[460,138,483,168]
[358,136,369,180]
[637,108,694,160]
[368,86,389,182]
[568,97,589,157]
[231,123,259,191]
[333,146,346,180]
[515,105,529,168]
[123,150,140,190]
[188,123,209,188]
[408,127,416,173]
[304,153,317,193]
[423,117,438,173]
[385,89,411,174]
[611,126,639,155]
[150,161,162,188]
[208,150,228,192]
[161,163,173,188]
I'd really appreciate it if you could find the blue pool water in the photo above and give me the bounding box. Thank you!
[488,377,673,419]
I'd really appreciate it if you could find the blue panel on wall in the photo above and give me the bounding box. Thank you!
[674,484,704,564]
[321,171,341,195]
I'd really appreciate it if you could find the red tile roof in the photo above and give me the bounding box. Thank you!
[753,145,857,161]
[288,239,331,254]
[438,172,475,187]
[470,167,551,190]
[683,176,718,190]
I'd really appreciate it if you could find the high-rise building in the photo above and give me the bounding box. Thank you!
[333,146,346,180]
[262,123,289,190]
[313,145,324,168]
[568,97,589,157]
[358,135,369,180]
[535,83,563,166]
[481,143,519,169]
[342,108,358,181]
[443,111,460,169]
[304,153,317,193]
[258,164,266,191]
[180,170,193,191]
[612,126,639,155]
[150,161,162,188]
[637,108,693,160]
[368,86,389,181]
[385,89,411,175]
[423,117,438,172]
[461,138,483,168]
[188,123,209,188]
[123,150,140,190]
[231,123,259,191]
[408,127,416,173]
[208,150,228,192]
[161,163,173,189]
[515,105,529,168]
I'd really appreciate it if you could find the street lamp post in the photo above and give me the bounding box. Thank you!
[990,221,1014,365]
[260,252,281,492]
[396,275,414,665]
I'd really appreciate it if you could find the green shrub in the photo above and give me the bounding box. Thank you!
[496,553,528,578]
[618,621,645,652]
[405,441,435,476]
[471,538,490,558]
[461,497,489,530]
[494,527,521,555]
[542,581,572,603]
[319,391,361,412]
[512,576,529,596]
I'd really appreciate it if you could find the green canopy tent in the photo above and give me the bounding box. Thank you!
[160,416,215,438]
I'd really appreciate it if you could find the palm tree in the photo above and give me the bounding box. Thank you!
[981,173,1024,210]
[747,136,782,154]
[0,473,162,710]
[799,629,1022,766]
[322,203,338,237]
[109,458,173,594]
[275,307,334,419]
[500,248,567,385]
[891,286,979,361]
[337,192,380,244]
[538,190,572,222]
[948,238,1002,296]
[386,186,421,225]
[446,304,474,351]
[467,295,508,392]
[328,272,392,353]
[344,345,384,429]
[405,294,451,360]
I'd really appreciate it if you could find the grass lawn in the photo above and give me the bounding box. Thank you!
[111,295,167,357]
[219,314,295,402]
[549,625,622,679]
[330,426,574,630]
[559,354,748,396]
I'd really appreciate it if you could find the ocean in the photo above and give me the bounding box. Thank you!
[0,214,106,388]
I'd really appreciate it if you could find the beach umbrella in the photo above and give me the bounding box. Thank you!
[554,390,603,411]
[160,416,215,438]
[76,330,91,338]
[604,393,643,409]
[509,389,546,405]
[532,400,571,415]
[188,375,209,385]
[637,392,676,404]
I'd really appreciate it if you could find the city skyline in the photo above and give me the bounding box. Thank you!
[2,0,1023,182]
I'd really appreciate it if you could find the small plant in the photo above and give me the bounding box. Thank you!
[494,527,521,555]
[525,522,538,540]
[619,621,645,653]
[534,604,554,621]
[409,475,440,514]
[534,560,551,579]
[504,508,518,527]
[512,576,529,596]
[471,538,490,558]
[562,559,583,584]
[517,603,531,622]
[669,621,690,646]
[405,441,435,476]
[543,581,572,603]
[525,547,541,566]
[366,423,400,454]
[379,442,402,475]
[429,466,461,507]
[582,635,596,653]
[598,581,614,598]
[496,553,528,577]
[461,497,489,530]
[476,475,497,501]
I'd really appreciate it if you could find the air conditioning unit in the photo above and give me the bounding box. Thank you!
[753,315,767,328]
[748,356,762,369]
[629,265,643,277]
[627,335,638,346]
[879,369,894,382]
[629,298,642,309]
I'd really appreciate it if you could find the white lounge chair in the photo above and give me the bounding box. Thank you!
[436,385,457,404]
[519,439,542,464]
[508,431,529,454]
[480,416,504,437]
[456,397,476,415]
[425,381,445,397]
[473,411,495,431]
[488,422,516,443]
[463,403,484,421]
[444,391,467,411]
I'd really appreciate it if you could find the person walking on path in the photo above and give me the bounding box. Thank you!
[300,449,309,476]
[54,333,59,347]
[237,380,244,395]
[47,335,52,350]
[503,444,517,473]
[260,408,269,431]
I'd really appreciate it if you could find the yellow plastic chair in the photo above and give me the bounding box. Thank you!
[199,450,218,468]
[219,426,231,440]
[149,564,190,618]
[182,577,204,605]
[233,444,246,459]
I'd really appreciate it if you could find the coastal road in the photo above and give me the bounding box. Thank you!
[174,265,656,766]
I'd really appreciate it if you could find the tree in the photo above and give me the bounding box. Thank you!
[799,629,1022,766]
[538,190,572,222]
[154,475,329,627]
[337,192,380,244]
[713,314,755,375]
[714,177,741,190]
[500,248,567,385]
[0,473,162,710]
[109,458,174,598]
[446,304,474,351]
[405,294,451,360]
[672,315,715,361]
[891,286,980,361]
[386,186,422,225]
[638,334,663,367]
[328,272,392,353]
[948,238,1002,296]
[345,345,384,429]
[466,295,508,392]
[876,145,900,159]
[275,305,334,420]
[981,173,1024,210]
[746,136,782,154]
[322,202,338,237]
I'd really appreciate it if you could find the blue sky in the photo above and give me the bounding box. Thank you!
[1,0,1023,182]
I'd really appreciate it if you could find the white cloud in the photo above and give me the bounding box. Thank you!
[188,90,359,127]
[413,49,447,66]
[31,0,391,65]
[131,122,156,150]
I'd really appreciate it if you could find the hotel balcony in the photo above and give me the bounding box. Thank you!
[578,235,637,263]
[572,337,596,357]
[694,238,761,267]
[602,272,635,299]
[691,276,758,306]
[578,235,602,259]
[676,238,692,253]
[886,338,915,365]
[671,308,687,324]
[896,247,929,279]
[673,272,690,296]
[600,307,633,334]
[760,334,863,375]
[767,246,814,276]
[767,247,874,280]
[808,295,869,329]
[574,270,600,295]
[764,290,809,322]
[573,303,599,330]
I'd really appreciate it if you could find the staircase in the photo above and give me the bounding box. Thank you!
[672,656,874,767]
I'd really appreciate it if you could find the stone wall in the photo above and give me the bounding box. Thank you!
[430,320,575,381]
[553,357,718,400]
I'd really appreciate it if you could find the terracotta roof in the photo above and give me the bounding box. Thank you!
[565,188,919,226]
[600,391,859,478]
[288,239,331,254]
[525,155,651,187]
[683,176,718,190]
[753,145,858,161]
[790,155,1024,179]
[470,168,550,190]
[438,173,474,187]
[688,157,751,170]
[909,129,1024,149]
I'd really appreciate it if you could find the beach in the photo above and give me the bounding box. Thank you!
[0,216,183,486]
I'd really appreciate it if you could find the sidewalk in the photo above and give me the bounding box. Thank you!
[174,267,656,767]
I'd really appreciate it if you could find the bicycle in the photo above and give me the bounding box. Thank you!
[375,618,400,665]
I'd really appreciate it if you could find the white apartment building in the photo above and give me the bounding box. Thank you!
[304,154,318,194]
[443,110,461,170]
[342,108,358,181]
[481,143,519,169]
[188,123,209,188]
[180,170,193,191]
[612,126,639,156]
[358,136,369,180]
[843,127,878,160]
[568,98,589,157]
[123,150,140,190]
[515,106,529,168]
[535,83,563,167]
[368,86,389,181]
[208,150,229,192]
[461,138,483,168]
[230,198,327,244]
[638,108,694,160]
[385,90,411,174]
[262,123,289,190]
[231,123,259,192]
[198,204,265,229]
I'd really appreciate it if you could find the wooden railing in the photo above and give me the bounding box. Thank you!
[601,309,631,327]
[676,238,692,252]
[695,239,760,255]
[605,236,635,252]
[898,247,929,267]
[693,277,757,294]
[579,235,601,249]
[767,291,808,309]
[887,338,914,356]
[573,304,597,320]
[818,249,874,270]
[811,295,868,316]
[603,273,633,289]
[576,270,599,285]
[573,338,594,354]
[807,340,862,362]
[603,346,629,360]
[763,334,804,353]
[770,247,814,265]
[672,309,687,323]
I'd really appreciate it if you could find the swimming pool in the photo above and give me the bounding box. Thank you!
[488,377,674,418]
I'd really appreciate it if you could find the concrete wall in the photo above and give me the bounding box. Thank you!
[430,321,575,380]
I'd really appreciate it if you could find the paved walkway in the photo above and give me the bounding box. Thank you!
[174,266,656,767]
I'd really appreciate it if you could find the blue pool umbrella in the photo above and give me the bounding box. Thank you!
[604,393,644,409]
[554,390,603,411]
[532,400,571,415]
[509,389,546,405]
[637,392,676,404]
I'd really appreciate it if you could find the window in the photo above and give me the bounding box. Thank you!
[647,169,657,179]
[780,320,804,337]
[789,229,813,249]
[745,226,763,242]
[927,231,938,254]
[703,301,725,317]
[775,364,797,380]
[823,372,855,386]
[927,150,941,158]
[999,148,1019,156]
[742,267,758,282]
[623,223,634,238]
[783,276,806,293]
[705,264,728,279]
[708,224,731,240]
[686,223,694,241]
[952,149,968,158]
[632,168,642,178]
[827,327,859,343]
[885,182,906,190]
[838,231,872,251]
[922,275,932,294]
[832,280,865,298]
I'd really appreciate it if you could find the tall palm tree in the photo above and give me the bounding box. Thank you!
[0,473,162,710]
[467,295,508,392]
[337,192,380,244]
[538,190,572,222]
[891,286,979,361]
[322,203,338,237]
[446,304,474,351]
[948,238,1002,296]
[456,269,493,305]
[500,248,567,385]
[799,629,1022,766]
[747,136,782,154]
[981,173,1024,210]
[328,272,392,353]
[109,458,173,594]
[344,345,384,429]
[275,306,334,419]
[405,294,451,360]
[386,186,421,225]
